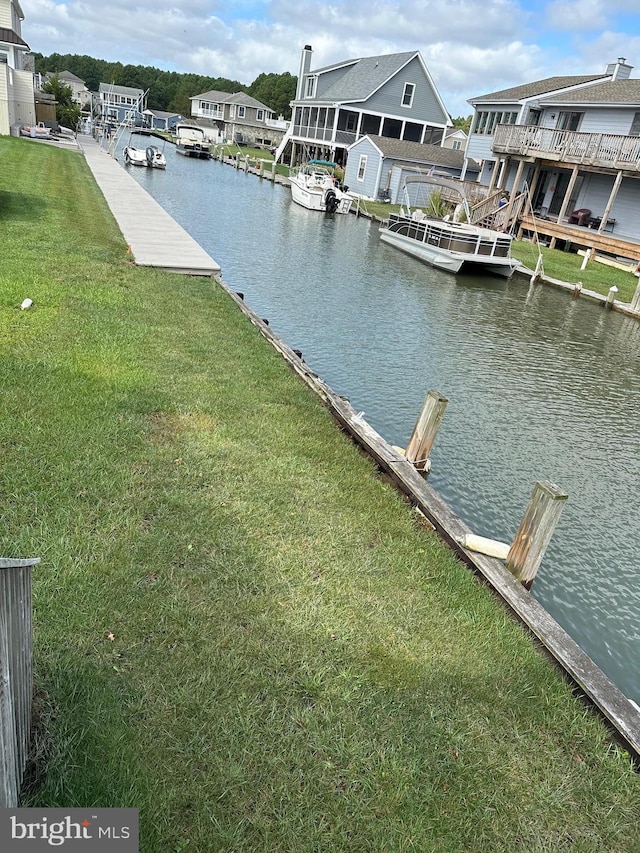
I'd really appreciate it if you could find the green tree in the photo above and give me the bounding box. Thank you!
[452,115,472,133]
[41,75,82,129]
[249,71,296,118]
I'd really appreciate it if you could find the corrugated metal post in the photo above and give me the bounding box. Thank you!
[404,390,448,472]
[0,557,39,807]
[505,482,567,589]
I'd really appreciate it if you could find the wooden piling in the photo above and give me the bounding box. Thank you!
[606,285,618,308]
[404,390,448,472]
[505,480,568,589]
[631,280,640,313]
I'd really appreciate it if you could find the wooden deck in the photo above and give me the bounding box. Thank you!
[518,214,640,262]
[77,134,221,276]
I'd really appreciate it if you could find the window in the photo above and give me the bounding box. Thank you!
[452,140,461,150]
[357,154,367,181]
[402,121,422,142]
[305,76,316,98]
[556,111,583,132]
[257,109,264,121]
[402,82,415,108]
[238,105,246,118]
[473,110,518,135]
[423,126,444,145]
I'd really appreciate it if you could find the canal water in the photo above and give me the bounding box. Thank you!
[118,143,640,706]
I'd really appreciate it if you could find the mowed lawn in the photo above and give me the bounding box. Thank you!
[1,137,639,852]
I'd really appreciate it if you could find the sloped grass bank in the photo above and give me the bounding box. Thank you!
[1,138,639,852]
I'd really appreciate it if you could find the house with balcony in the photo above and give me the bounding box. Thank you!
[277,45,451,167]
[43,70,91,109]
[95,82,146,127]
[189,90,288,148]
[0,0,35,135]
[464,58,640,264]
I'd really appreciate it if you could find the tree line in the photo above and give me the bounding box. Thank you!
[33,53,297,120]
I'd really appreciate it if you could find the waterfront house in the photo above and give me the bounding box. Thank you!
[143,108,183,132]
[278,45,451,167]
[465,57,640,264]
[95,82,146,127]
[344,134,480,203]
[45,70,91,109]
[189,90,288,148]
[443,126,467,150]
[0,0,35,135]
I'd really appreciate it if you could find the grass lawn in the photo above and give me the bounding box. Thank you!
[1,137,639,852]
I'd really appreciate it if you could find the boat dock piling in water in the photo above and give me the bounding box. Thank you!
[395,389,449,472]
[399,390,568,590]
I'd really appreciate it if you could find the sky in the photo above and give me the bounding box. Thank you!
[19,0,640,118]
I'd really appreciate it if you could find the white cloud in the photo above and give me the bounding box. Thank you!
[19,0,640,119]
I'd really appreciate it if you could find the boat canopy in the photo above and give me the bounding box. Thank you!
[307,159,336,168]
[402,174,472,222]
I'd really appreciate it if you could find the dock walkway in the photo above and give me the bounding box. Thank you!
[77,134,221,276]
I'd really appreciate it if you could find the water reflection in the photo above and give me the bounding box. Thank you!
[120,144,640,704]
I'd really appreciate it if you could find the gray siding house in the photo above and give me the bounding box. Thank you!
[345,135,479,203]
[278,45,451,166]
[95,82,146,126]
[143,109,182,132]
[464,57,640,262]
[190,90,288,148]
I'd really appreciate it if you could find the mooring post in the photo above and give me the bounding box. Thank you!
[530,254,543,285]
[606,285,618,309]
[403,390,448,472]
[580,247,595,271]
[258,159,264,178]
[631,279,640,313]
[505,480,568,589]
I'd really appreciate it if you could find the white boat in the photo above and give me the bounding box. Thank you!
[123,144,147,166]
[379,175,520,278]
[20,122,51,139]
[175,123,211,159]
[288,160,352,214]
[145,144,167,169]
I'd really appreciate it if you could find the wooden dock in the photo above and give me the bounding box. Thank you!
[77,134,221,276]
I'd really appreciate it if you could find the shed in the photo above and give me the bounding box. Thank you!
[345,134,479,203]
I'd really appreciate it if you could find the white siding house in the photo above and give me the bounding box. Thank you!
[464,58,640,261]
[0,0,35,135]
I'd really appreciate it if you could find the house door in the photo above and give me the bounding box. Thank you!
[548,172,571,215]
[532,172,550,210]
